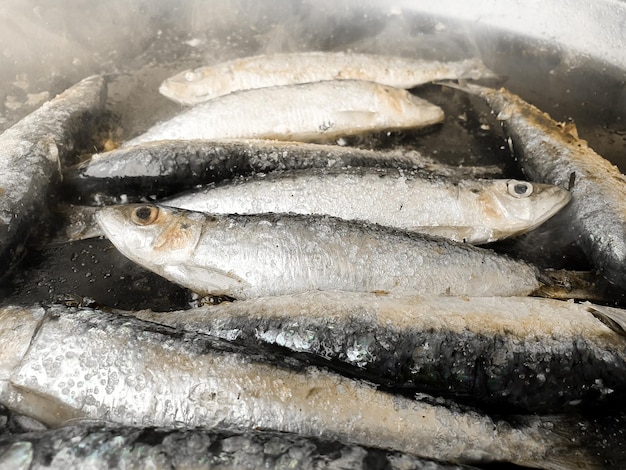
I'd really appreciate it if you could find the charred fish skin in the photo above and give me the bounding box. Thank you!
[95,205,544,299]
[0,75,107,279]
[452,83,626,289]
[164,167,571,244]
[0,305,608,469]
[123,80,445,147]
[0,424,483,470]
[62,139,504,205]
[159,52,495,105]
[130,292,626,414]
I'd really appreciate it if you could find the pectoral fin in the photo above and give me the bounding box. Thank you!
[163,264,247,297]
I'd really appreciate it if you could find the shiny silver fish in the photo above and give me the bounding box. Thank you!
[164,168,571,244]
[128,291,626,413]
[56,162,509,244]
[123,80,444,147]
[450,83,626,289]
[159,52,495,105]
[95,204,546,299]
[0,304,610,469]
[0,75,107,278]
[63,138,505,205]
[0,423,482,470]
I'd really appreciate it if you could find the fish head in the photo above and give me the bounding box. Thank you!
[159,67,225,105]
[96,205,246,296]
[475,179,572,239]
[96,203,206,277]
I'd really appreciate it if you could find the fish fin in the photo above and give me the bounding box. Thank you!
[163,264,246,297]
[532,269,607,302]
[47,204,104,245]
[434,80,491,96]
[558,120,580,139]
[585,304,626,337]
[455,58,499,80]
[330,111,380,129]
[513,414,622,470]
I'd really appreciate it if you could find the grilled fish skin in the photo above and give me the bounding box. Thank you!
[0,304,610,469]
[448,82,626,290]
[95,205,545,299]
[62,139,505,205]
[163,167,571,244]
[128,291,626,413]
[123,80,444,147]
[0,75,107,279]
[159,52,495,105]
[0,423,482,470]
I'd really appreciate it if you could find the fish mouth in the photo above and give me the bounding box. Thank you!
[500,185,573,238]
[158,82,179,101]
[529,186,573,228]
[94,207,120,237]
[94,206,157,260]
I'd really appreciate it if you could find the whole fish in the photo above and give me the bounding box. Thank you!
[62,139,504,205]
[164,167,571,244]
[0,423,481,470]
[54,167,532,244]
[159,52,495,105]
[449,83,626,289]
[95,205,547,299]
[0,304,613,469]
[0,75,107,279]
[129,291,626,413]
[123,80,444,147]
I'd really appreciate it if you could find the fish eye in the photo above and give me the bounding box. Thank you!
[131,205,159,225]
[184,70,203,82]
[507,180,534,198]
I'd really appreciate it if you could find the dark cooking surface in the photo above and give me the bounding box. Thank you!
[0,4,625,468]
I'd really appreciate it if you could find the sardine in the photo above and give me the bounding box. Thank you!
[0,75,107,279]
[448,83,626,289]
[62,139,505,205]
[163,167,571,244]
[95,205,550,299]
[123,80,444,147]
[159,52,495,105]
[128,291,626,413]
[0,304,613,469]
[0,423,482,470]
[56,168,541,245]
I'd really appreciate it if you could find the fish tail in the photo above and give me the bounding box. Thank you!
[514,414,625,470]
[434,80,492,96]
[456,58,499,80]
[586,304,626,337]
[532,268,611,302]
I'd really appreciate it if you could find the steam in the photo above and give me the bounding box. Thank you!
[0,0,483,131]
